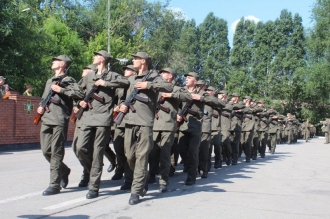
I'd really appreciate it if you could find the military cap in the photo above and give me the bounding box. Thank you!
[206,86,216,91]
[251,99,256,102]
[243,96,252,100]
[0,76,6,80]
[26,85,32,89]
[123,65,138,73]
[184,72,199,80]
[94,50,111,63]
[231,93,240,97]
[160,67,176,77]
[84,64,97,71]
[52,55,72,66]
[269,106,275,109]
[196,80,206,85]
[131,52,152,64]
[258,100,265,104]
[218,90,228,95]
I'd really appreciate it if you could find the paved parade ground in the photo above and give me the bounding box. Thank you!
[1,137,330,219]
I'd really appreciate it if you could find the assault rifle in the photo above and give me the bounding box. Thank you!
[176,80,206,127]
[113,61,159,125]
[33,67,70,125]
[74,70,108,121]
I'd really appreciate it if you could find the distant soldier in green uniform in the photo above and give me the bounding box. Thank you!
[118,52,173,205]
[38,55,84,195]
[240,96,254,162]
[148,67,192,192]
[197,82,221,178]
[71,64,97,187]
[285,113,295,144]
[267,107,279,154]
[111,65,138,191]
[301,119,311,142]
[323,119,330,144]
[76,50,129,199]
[23,85,33,96]
[177,72,217,185]
[250,99,262,160]
[220,91,232,165]
[207,87,226,169]
[257,100,268,158]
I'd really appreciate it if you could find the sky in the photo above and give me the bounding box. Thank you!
[148,0,316,46]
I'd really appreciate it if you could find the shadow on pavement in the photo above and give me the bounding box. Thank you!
[18,214,89,219]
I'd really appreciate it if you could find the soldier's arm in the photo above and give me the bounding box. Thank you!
[199,93,219,107]
[146,75,174,92]
[103,72,130,89]
[59,77,84,99]
[170,87,192,102]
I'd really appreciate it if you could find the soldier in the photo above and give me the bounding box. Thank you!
[148,67,192,192]
[71,64,96,187]
[23,85,33,96]
[250,99,262,160]
[118,52,173,205]
[219,90,232,165]
[197,82,221,178]
[285,113,295,144]
[177,72,217,185]
[38,55,84,195]
[267,107,279,154]
[301,119,311,142]
[240,96,255,162]
[76,50,129,199]
[111,65,137,192]
[0,76,6,98]
[228,93,244,165]
[207,87,226,169]
[257,100,269,158]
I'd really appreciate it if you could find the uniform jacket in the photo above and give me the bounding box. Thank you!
[124,70,173,127]
[211,99,226,131]
[153,84,192,132]
[179,89,218,133]
[242,106,255,132]
[79,70,129,126]
[258,108,269,132]
[40,75,84,126]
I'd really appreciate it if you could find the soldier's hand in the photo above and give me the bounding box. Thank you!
[37,106,44,114]
[73,107,79,114]
[177,115,183,122]
[114,106,120,112]
[161,92,172,98]
[51,84,62,93]
[191,94,201,100]
[94,79,105,86]
[119,105,128,113]
[79,101,87,108]
[135,82,148,90]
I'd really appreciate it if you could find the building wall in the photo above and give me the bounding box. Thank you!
[0,93,75,149]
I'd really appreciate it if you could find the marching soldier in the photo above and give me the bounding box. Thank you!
[148,67,192,192]
[257,100,269,158]
[267,107,279,154]
[240,96,254,162]
[38,55,84,195]
[219,91,232,165]
[76,50,129,199]
[207,87,226,169]
[250,99,262,160]
[71,64,97,187]
[0,76,6,98]
[323,119,330,144]
[301,119,311,142]
[118,52,173,205]
[285,113,295,144]
[111,65,138,192]
[177,72,217,185]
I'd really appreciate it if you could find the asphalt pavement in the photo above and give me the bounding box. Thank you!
[1,137,330,219]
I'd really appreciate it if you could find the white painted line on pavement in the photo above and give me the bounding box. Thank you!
[0,192,41,204]
[42,197,86,210]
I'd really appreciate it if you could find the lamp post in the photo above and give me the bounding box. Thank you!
[107,0,110,55]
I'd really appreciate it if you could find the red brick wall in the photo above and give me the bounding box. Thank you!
[0,93,75,147]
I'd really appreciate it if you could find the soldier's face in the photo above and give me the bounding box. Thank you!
[93,54,105,65]
[206,90,214,96]
[160,71,172,82]
[185,76,197,87]
[51,59,64,70]
[132,57,145,69]
[0,79,4,85]
[124,69,136,78]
